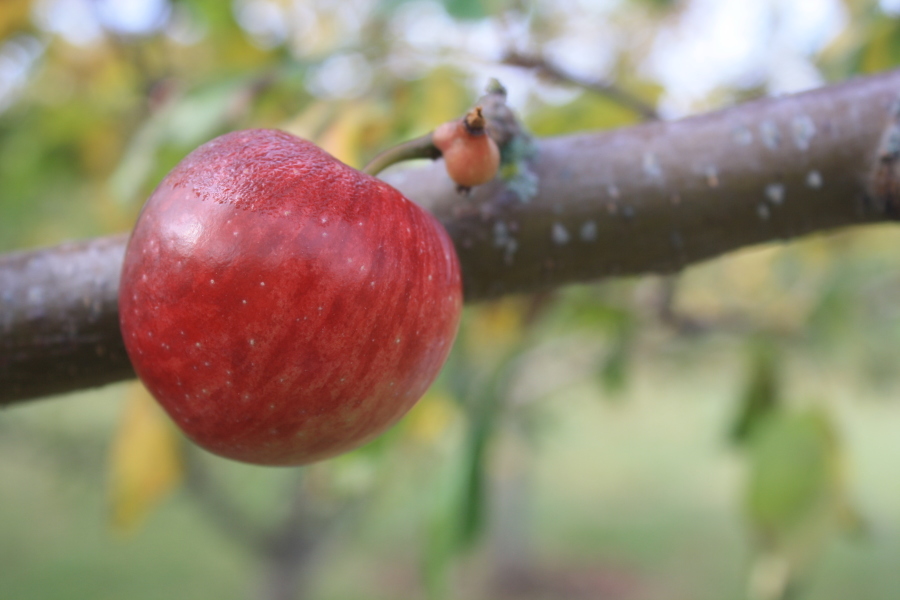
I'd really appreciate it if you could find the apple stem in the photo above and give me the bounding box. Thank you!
[362,133,442,177]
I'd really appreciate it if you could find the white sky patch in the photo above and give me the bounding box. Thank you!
[33,0,104,45]
[879,0,900,16]
[307,52,373,99]
[234,0,289,48]
[773,0,846,55]
[646,1,770,105]
[0,35,44,113]
[644,0,847,116]
[542,20,618,81]
[94,0,170,36]
[34,0,171,43]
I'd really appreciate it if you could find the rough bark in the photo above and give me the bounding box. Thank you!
[2,69,900,406]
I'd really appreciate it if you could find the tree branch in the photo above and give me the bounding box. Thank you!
[3,69,899,406]
[0,234,135,403]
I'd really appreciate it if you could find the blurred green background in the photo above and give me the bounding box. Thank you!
[3,0,900,599]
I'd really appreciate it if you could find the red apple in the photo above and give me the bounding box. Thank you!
[118,129,463,466]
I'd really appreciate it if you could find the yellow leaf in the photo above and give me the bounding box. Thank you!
[405,390,461,444]
[463,298,527,360]
[0,0,31,39]
[107,383,184,533]
[282,100,338,143]
[404,68,471,134]
[315,101,388,168]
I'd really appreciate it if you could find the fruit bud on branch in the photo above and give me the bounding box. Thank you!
[363,105,503,192]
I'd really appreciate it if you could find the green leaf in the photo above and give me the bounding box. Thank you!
[745,410,838,540]
[456,390,497,549]
[599,334,630,395]
[441,0,489,20]
[730,339,781,444]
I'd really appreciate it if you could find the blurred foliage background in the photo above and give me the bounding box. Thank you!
[3,0,900,599]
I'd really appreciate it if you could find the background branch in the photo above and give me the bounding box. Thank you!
[2,69,899,407]
[502,50,661,121]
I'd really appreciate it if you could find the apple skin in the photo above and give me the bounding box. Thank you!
[119,129,463,466]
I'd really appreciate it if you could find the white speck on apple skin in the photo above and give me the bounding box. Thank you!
[249,339,255,346]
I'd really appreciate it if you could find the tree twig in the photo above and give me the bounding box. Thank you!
[503,50,660,121]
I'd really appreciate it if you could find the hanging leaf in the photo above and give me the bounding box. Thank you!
[730,339,782,444]
[456,389,499,550]
[742,407,865,599]
[744,409,840,544]
[599,335,629,395]
[107,383,184,533]
[421,439,469,600]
